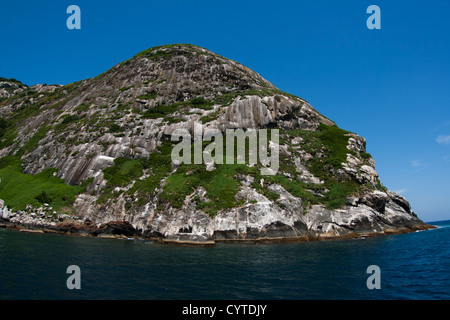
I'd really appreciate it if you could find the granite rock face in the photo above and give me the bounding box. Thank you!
[0,44,432,243]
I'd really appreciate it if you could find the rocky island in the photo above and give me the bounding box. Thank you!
[0,44,433,244]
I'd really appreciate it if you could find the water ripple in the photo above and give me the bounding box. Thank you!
[1,220,449,299]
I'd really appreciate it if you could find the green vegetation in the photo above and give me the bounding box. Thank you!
[257,172,320,206]
[360,152,372,160]
[210,88,300,108]
[140,50,175,60]
[3,83,80,133]
[137,91,157,100]
[188,97,214,110]
[134,47,176,60]
[160,163,246,215]
[74,103,90,113]
[120,85,134,92]
[108,123,124,133]
[61,114,81,125]
[134,44,197,60]
[95,123,371,214]
[0,77,23,85]
[311,124,353,170]
[54,114,84,134]
[0,118,8,138]
[97,140,250,214]
[129,141,173,199]
[199,110,221,123]
[0,81,95,213]
[0,127,17,150]
[98,141,174,205]
[0,156,85,212]
[139,96,214,120]
[17,124,52,157]
[164,117,184,124]
[279,124,374,209]
[142,104,179,119]
[286,124,354,178]
[0,48,374,216]
[35,191,52,204]
[103,157,144,187]
[322,181,360,210]
[0,82,86,153]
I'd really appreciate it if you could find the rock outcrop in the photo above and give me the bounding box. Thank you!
[0,44,433,244]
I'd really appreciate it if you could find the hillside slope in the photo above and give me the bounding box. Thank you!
[0,44,432,243]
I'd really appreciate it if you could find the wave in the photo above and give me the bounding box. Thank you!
[426,219,450,228]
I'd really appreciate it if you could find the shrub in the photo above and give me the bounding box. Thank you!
[142,104,178,119]
[108,123,123,133]
[74,104,90,113]
[188,97,213,109]
[0,118,8,138]
[360,152,372,159]
[35,191,53,204]
[160,163,245,215]
[61,114,80,125]
[199,110,221,123]
[103,157,144,187]
[137,91,157,100]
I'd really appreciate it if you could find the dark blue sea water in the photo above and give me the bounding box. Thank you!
[0,220,449,300]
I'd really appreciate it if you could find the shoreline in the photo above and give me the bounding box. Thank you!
[0,218,436,246]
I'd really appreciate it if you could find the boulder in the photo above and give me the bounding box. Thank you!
[387,191,411,213]
[361,191,388,213]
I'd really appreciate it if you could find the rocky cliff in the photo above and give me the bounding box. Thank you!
[0,44,433,243]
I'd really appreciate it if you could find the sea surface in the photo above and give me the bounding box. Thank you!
[0,220,449,300]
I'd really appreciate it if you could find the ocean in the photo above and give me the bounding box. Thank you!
[0,220,449,300]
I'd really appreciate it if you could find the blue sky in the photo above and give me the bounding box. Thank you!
[1,0,449,222]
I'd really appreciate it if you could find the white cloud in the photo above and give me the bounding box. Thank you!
[410,159,427,172]
[410,160,422,167]
[393,188,407,195]
[436,135,450,145]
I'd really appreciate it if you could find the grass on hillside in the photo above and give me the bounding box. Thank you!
[0,156,85,212]
[0,105,370,216]
[160,163,247,216]
[96,124,371,215]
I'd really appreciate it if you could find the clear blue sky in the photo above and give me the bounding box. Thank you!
[1,0,449,222]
